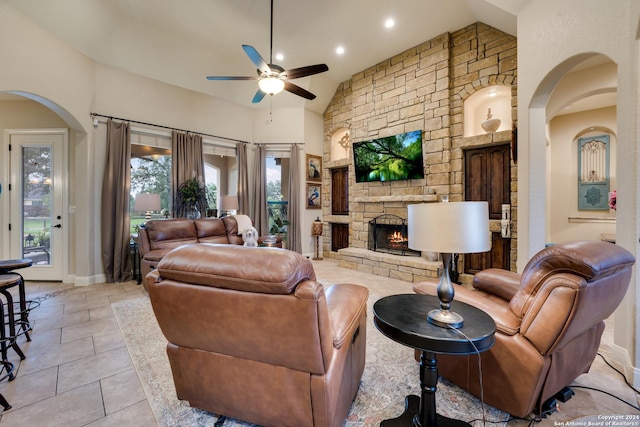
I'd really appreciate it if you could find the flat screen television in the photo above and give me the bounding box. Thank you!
[352,130,424,183]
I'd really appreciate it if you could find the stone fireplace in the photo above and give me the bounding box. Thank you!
[368,214,420,257]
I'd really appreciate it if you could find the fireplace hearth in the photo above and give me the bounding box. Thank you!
[368,214,421,257]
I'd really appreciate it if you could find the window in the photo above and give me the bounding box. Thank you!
[128,128,238,230]
[204,164,219,216]
[130,143,171,232]
[266,154,290,235]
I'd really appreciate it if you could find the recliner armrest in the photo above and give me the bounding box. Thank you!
[472,268,521,301]
[325,284,369,349]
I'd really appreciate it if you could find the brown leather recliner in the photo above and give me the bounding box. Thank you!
[413,240,635,418]
[146,244,369,427]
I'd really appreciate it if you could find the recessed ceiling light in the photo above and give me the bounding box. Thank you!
[336,46,345,55]
[385,18,395,28]
[275,53,284,61]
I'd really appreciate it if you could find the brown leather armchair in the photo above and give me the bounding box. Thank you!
[413,240,635,418]
[146,244,369,427]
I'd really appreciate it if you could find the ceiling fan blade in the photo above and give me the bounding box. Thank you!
[252,89,267,103]
[242,45,270,75]
[283,64,329,80]
[284,81,316,100]
[206,76,257,81]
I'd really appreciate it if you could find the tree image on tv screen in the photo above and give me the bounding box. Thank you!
[353,130,424,182]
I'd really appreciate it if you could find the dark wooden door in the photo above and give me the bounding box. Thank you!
[464,144,511,273]
[331,167,349,215]
[331,223,349,252]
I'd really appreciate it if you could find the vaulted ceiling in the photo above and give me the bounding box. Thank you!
[5,0,528,113]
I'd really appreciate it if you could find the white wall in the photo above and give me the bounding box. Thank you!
[518,0,640,382]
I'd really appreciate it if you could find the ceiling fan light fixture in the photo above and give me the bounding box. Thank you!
[258,76,285,95]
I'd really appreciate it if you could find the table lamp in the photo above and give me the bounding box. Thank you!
[312,217,323,260]
[134,193,161,220]
[220,195,239,217]
[408,201,490,328]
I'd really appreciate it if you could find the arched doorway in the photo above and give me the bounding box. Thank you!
[0,91,85,281]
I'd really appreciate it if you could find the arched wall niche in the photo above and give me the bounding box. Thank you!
[463,85,511,137]
[329,127,350,161]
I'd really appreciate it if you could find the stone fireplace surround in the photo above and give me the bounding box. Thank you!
[323,185,441,283]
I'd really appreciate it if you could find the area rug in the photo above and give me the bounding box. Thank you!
[112,288,510,427]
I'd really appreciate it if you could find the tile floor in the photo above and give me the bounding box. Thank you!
[0,259,635,426]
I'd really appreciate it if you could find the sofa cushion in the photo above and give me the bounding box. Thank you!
[146,218,198,250]
[194,219,232,244]
[157,244,316,295]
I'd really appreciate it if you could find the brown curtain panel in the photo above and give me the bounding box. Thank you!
[171,131,204,217]
[252,145,268,236]
[237,143,250,215]
[287,145,302,252]
[101,119,132,283]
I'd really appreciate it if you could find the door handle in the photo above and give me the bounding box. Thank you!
[501,204,511,238]
[54,224,62,229]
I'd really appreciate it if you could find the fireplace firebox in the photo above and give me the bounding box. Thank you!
[368,214,421,257]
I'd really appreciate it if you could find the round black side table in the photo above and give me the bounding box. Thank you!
[373,293,496,427]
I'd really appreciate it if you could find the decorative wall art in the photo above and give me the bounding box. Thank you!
[306,183,321,209]
[306,154,322,182]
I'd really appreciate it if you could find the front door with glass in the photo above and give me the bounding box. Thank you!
[8,130,66,281]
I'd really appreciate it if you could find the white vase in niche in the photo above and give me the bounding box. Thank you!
[481,108,501,133]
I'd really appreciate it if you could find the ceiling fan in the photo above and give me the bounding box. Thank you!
[206,0,328,103]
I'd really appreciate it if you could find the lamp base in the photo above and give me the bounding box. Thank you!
[427,308,464,329]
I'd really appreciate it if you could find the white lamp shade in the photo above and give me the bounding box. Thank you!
[408,201,491,254]
[258,77,285,95]
[220,195,239,210]
[134,193,161,212]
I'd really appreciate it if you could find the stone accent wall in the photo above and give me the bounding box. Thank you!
[322,22,518,278]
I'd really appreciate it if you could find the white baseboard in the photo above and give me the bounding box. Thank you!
[607,342,637,385]
[72,273,106,286]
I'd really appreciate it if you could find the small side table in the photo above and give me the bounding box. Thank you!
[373,294,496,427]
[130,236,142,285]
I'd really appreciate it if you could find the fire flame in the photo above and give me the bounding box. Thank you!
[388,231,406,243]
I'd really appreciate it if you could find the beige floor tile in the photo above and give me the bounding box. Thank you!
[0,381,105,427]
[108,289,146,304]
[60,317,120,343]
[32,310,91,333]
[0,366,57,411]
[85,400,157,427]
[18,336,95,376]
[100,368,147,415]
[93,330,125,354]
[63,296,114,314]
[89,304,117,322]
[27,303,64,320]
[15,327,62,356]
[56,346,132,394]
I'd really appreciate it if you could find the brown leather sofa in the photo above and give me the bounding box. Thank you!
[413,240,635,418]
[137,216,280,279]
[146,243,369,427]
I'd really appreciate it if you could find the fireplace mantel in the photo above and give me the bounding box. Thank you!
[352,195,438,203]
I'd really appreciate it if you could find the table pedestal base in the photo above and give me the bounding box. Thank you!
[381,395,471,427]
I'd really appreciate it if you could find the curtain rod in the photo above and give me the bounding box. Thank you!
[90,112,250,145]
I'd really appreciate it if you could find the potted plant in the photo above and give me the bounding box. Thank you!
[175,178,207,219]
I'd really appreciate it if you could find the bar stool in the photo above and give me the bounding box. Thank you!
[0,274,26,387]
[0,259,37,341]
